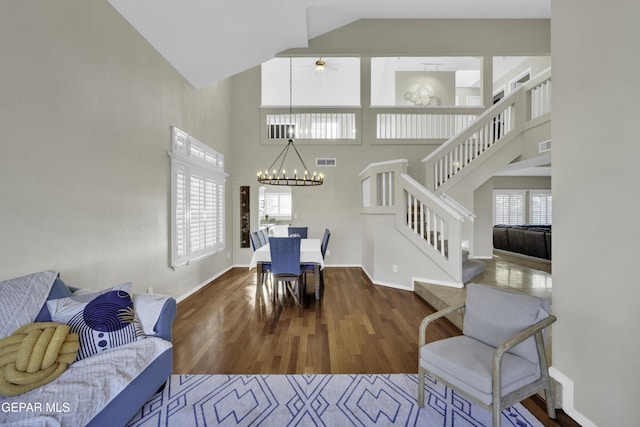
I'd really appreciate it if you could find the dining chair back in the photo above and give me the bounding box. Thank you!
[259,228,270,245]
[255,230,266,247]
[269,236,303,304]
[321,229,331,258]
[288,227,308,239]
[250,232,261,251]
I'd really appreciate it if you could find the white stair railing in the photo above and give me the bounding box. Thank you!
[358,69,551,287]
[360,160,465,284]
[422,69,552,192]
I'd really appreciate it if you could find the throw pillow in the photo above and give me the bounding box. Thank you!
[46,284,143,361]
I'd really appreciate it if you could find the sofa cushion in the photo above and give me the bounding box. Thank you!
[47,284,143,361]
[35,277,74,322]
[0,337,172,426]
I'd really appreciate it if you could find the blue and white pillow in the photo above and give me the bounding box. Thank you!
[47,283,144,360]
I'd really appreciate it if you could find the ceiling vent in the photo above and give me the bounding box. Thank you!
[316,158,337,167]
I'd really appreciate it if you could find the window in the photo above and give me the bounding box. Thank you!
[530,191,552,225]
[265,193,292,217]
[494,191,526,225]
[169,127,227,268]
[493,190,552,225]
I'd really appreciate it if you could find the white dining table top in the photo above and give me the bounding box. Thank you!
[249,238,324,270]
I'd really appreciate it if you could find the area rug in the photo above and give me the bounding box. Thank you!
[127,374,542,426]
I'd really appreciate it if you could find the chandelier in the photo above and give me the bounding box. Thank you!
[257,58,324,187]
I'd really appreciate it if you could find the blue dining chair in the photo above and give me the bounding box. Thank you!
[288,227,308,238]
[250,231,271,287]
[269,236,304,305]
[259,228,270,245]
[321,228,331,258]
[250,232,261,251]
[256,230,267,247]
[302,228,330,293]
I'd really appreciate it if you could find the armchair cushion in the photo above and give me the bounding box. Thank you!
[463,283,548,364]
[421,336,540,405]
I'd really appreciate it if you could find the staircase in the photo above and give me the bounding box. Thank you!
[360,69,552,290]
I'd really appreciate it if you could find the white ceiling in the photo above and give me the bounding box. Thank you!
[107,0,550,89]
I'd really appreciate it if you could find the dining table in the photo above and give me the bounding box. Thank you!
[249,238,325,300]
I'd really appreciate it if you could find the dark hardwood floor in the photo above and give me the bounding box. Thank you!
[173,266,578,427]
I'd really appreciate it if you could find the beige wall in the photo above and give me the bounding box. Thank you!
[552,1,640,425]
[0,0,233,298]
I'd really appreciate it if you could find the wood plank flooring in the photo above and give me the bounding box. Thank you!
[173,267,457,374]
[172,265,578,426]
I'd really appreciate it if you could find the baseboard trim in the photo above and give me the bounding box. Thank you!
[176,265,234,303]
[549,367,597,427]
[413,276,464,289]
[359,267,413,291]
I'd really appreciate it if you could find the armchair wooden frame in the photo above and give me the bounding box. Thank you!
[418,300,557,427]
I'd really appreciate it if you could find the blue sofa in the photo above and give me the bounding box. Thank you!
[34,277,177,427]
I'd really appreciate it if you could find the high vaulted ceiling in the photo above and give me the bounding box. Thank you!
[107,0,550,89]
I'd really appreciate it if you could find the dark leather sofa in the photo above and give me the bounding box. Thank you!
[493,225,551,260]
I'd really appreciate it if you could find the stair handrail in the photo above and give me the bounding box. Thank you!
[421,86,525,191]
[440,192,476,222]
[420,69,553,192]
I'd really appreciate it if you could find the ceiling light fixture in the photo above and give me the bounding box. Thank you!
[315,58,326,71]
[257,58,324,187]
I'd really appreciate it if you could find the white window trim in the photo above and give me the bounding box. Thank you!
[169,127,228,269]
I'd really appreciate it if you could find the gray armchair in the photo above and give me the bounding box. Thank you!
[418,283,557,426]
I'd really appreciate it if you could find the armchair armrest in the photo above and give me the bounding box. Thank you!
[491,314,557,400]
[152,297,177,342]
[419,301,465,347]
[493,314,556,362]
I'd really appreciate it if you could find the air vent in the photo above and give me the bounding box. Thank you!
[539,140,552,152]
[316,158,337,167]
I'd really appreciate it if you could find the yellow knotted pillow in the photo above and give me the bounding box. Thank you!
[0,322,79,396]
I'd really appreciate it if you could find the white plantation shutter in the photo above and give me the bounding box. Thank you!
[217,182,224,247]
[173,164,188,264]
[494,191,526,225]
[170,127,227,268]
[531,192,552,224]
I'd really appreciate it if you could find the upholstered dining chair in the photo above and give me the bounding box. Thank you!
[259,228,270,245]
[301,228,331,292]
[269,236,304,305]
[288,226,308,238]
[250,232,261,251]
[250,231,271,287]
[418,283,557,427]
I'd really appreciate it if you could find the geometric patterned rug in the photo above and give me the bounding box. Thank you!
[126,374,542,426]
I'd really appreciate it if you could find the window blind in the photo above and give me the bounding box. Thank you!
[494,191,526,225]
[169,127,227,268]
[531,192,552,225]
